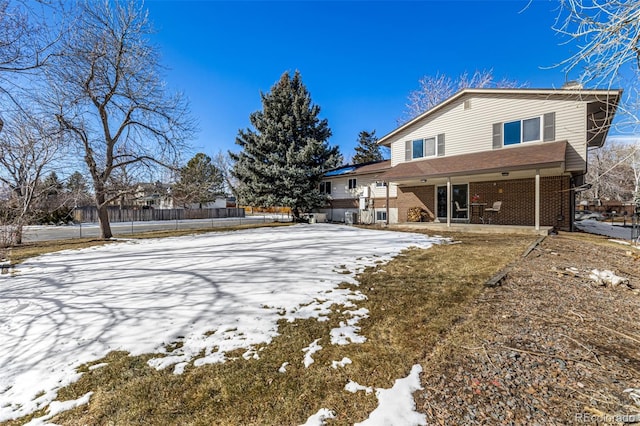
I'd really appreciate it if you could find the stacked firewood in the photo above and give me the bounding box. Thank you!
[407,207,429,222]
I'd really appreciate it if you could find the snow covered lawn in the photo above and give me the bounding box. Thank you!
[0,224,444,423]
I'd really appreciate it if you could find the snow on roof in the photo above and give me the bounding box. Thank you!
[324,160,391,177]
[325,166,356,176]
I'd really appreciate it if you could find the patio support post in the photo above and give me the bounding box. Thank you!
[535,169,541,230]
[385,180,389,225]
[447,177,452,227]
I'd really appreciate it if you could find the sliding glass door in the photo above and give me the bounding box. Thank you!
[436,184,468,221]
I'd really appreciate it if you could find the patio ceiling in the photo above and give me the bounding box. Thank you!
[381,140,567,183]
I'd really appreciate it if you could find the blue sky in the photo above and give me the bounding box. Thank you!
[146,0,577,162]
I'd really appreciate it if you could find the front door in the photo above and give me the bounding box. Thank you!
[437,184,468,221]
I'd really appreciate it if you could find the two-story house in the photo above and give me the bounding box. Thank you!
[377,87,622,231]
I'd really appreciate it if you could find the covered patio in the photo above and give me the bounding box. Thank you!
[389,221,553,236]
[381,141,572,232]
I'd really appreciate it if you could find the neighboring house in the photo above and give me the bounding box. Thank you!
[184,198,228,209]
[379,87,621,231]
[132,183,229,210]
[323,87,621,231]
[133,182,174,209]
[317,160,395,224]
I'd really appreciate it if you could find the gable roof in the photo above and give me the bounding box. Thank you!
[380,141,567,182]
[378,88,622,147]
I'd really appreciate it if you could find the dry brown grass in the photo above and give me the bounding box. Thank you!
[3,222,293,266]
[5,231,538,426]
[5,238,113,265]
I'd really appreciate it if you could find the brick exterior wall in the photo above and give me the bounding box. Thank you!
[328,199,358,209]
[397,185,436,222]
[397,176,572,230]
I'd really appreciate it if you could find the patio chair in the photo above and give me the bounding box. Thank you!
[454,201,468,219]
[484,201,502,224]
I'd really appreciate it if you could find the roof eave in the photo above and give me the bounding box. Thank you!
[385,161,566,183]
[377,88,623,147]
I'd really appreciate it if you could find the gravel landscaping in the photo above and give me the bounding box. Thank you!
[416,233,640,425]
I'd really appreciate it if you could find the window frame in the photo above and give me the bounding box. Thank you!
[503,115,543,146]
[409,135,439,160]
[375,210,387,222]
[348,178,357,190]
[319,181,331,194]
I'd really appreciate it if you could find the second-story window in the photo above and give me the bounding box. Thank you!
[320,181,331,194]
[504,116,541,145]
[348,178,357,189]
[407,134,443,160]
[493,112,555,149]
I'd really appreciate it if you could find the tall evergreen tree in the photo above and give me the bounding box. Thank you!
[66,171,89,194]
[352,130,383,164]
[66,171,92,206]
[231,71,342,220]
[41,171,63,197]
[173,152,225,207]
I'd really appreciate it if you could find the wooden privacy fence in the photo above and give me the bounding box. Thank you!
[73,207,245,223]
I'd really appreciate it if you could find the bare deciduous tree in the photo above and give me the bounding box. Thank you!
[48,0,196,239]
[553,1,640,205]
[399,69,523,125]
[0,112,61,245]
[212,149,238,200]
[583,139,638,203]
[0,0,62,106]
[554,0,640,88]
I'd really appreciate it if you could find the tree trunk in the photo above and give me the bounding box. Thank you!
[95,190,113,239]
[291,207,303,222]
[0,223,22,247]
[13,224,23,245]
[97,204,113,239]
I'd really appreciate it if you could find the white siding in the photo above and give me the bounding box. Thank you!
[389,93,588,172]
[326,174,397,199]
[316,207,398,224]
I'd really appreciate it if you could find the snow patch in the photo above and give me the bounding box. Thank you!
[331,357,352,369]
[345,380,373,394]
[0,224,443,421]
[24,392,93,426]
[354,364,426,426]
[302,339,322,368]
[300,408,336,426]
[589,269,629,287]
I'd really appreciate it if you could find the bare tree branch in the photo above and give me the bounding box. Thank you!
[46,0,197,238]
[399,69,525,125]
